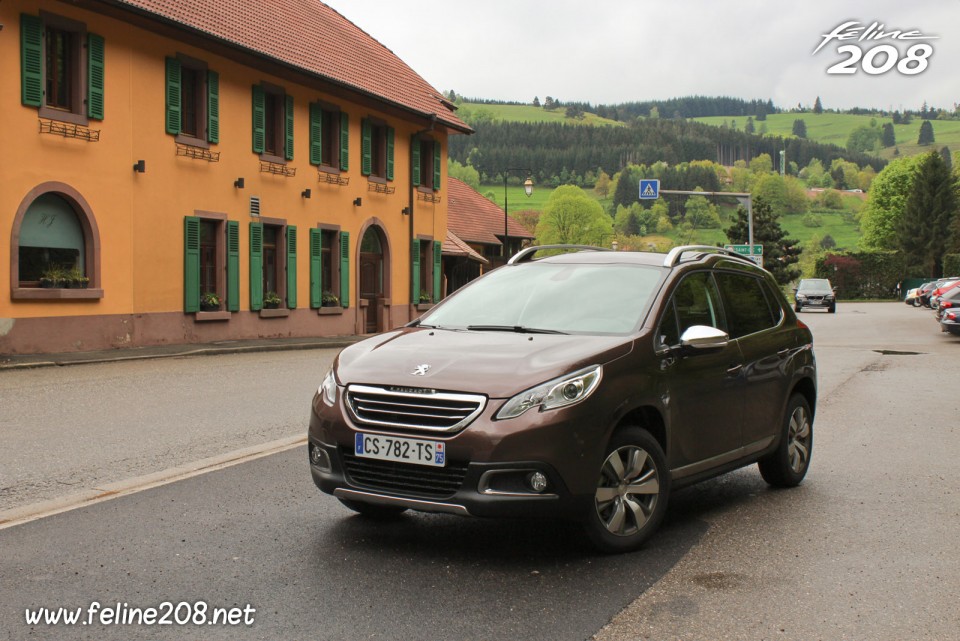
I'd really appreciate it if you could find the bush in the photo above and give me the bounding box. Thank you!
[814,251,906,299]
[802,213,823,228]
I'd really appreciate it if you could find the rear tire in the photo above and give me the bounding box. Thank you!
[337,498,408,518]
[758,393,813,487]
[583,427,670,553]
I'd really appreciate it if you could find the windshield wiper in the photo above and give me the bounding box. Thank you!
[466,325,567,335]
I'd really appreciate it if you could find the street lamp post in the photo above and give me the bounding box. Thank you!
[502,169,534,257]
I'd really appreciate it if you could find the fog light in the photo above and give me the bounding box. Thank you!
[527,472,548,493]
[309,445,331,471]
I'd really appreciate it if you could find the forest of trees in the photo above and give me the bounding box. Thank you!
[448,118,885,188]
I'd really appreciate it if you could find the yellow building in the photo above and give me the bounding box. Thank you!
[1,0,470,354]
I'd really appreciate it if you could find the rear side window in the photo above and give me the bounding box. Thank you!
[657,272,725,347]
[715,272,777,338]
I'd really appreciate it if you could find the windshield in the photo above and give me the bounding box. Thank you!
[421,262,664,334]
[798,279,833,294]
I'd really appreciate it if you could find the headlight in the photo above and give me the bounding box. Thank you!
[496,365,602,420]
[796,294,807,300]
[318,368,337,406]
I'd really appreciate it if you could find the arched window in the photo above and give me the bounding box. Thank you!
[10,182,101,299]
[18,194,85,283]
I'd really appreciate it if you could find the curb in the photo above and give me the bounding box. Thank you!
[0,338,359,371]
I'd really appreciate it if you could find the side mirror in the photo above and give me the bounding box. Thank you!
[676,325,729,355]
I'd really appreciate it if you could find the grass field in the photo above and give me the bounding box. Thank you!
[484,183,863,251]
[693,112,960,160]
[459,102,623,127]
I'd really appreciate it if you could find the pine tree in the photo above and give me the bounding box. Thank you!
[899,152,958,276]
[813,96,823,114]
[725,197,801,285]
[941,147,953,172]
[792,119,807,138]
[744,116,755,134]
[881,123,896,147]
[918,120,935,145]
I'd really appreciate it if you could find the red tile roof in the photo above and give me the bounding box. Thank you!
[442,231,488,264]
[447,178,535,246]
[112,0,470,133]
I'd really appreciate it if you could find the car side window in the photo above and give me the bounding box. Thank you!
[714,272,777,338]
[657,272,725,348]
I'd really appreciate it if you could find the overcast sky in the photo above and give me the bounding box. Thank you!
[325,0,958,112]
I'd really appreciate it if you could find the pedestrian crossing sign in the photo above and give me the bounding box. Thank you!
[639,179,660,199]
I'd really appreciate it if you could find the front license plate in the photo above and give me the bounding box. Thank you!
[354,433,445,467]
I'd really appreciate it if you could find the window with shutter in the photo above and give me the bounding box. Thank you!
[249,222,263,310]
[309,228,322,308]
[183,217,201,313]
[23,12,95,125]
[254,83,290,162]
[340,232,351,308]
[226,221,239,311]
[433,240,442,302]
[286,225,297,309]
[411,238,421,304]
[168,55,215,146]
[340,113,350,171]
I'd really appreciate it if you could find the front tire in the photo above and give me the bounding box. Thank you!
[583,427,670,553]
[758,393,813,487]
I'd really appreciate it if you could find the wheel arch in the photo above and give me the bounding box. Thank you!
[612,405,667,457]
[791,377,817,420]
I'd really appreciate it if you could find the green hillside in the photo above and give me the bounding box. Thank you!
[457,102,623,126]
[694,113,960,160]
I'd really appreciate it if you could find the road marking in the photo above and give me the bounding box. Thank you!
[0,435,306,530]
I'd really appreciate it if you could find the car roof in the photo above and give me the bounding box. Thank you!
[509,245,764,272]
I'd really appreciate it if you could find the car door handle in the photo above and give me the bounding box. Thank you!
[726,363,743,376]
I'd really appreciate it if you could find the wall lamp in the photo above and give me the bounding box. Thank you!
[133,160,146,173]
[353,197,362,207]
[234,177,245,189]
[301,188,312,199]
[401,207,411,216]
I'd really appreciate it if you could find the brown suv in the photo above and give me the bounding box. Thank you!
[308,245,816,552]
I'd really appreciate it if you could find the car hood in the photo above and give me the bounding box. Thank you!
[334,327,633,398]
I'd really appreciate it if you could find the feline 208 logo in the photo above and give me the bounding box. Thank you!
[814,21,938,76]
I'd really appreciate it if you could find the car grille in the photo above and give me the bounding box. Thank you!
[806,295,825,302]
[346,385,486,433]
[340,450,469,499]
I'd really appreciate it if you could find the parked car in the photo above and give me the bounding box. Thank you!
[793,278,836,313]
[308,245,817,553]
[904,288,921,306]
[940,309,960,335]
[919,278,958,308]
[930,280,960,310]
[934,287,960,321]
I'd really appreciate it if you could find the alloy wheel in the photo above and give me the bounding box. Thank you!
[787,405,812,473]
[594,445,660,537]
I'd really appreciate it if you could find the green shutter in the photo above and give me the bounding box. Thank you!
[361,119,372,175]
[339,231,350,308]
[339,112,349,171]
[386,126,395,181]
[207,70,219,143]
[433,142,442,191]
[226,221,239,312]
[183,217,201,312]
[251,85,265,153]
[249,222,263,310]
[433,240,442,302]
[309,228,322,308]
[20,14,43,108]
[411,138,421,186]
[285,94,294,161]
[411,238,420,304]
[164,57,181,135]
[87,33,105,120]
[309,103,322,166]
[286,225,297,309]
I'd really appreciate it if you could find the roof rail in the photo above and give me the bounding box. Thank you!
[507,245,612,265]
[662,245,755,268]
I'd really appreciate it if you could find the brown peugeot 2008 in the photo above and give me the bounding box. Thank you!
[309,245,816,552]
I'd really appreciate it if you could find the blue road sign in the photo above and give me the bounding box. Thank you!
[639,179,660,199]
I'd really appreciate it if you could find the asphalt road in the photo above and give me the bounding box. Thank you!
[1,303,958,640]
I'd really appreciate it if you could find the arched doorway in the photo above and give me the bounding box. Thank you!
[358,225,388,333]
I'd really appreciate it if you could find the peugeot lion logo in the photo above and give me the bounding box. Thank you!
[411,364,431,376]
